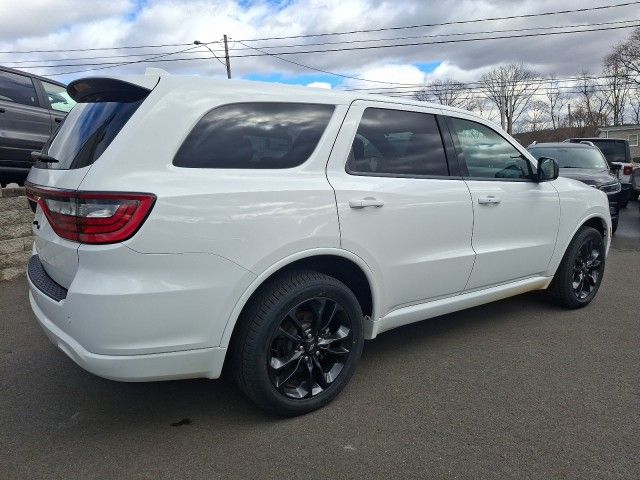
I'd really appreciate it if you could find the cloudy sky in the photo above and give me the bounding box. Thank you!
[0,0,638,90]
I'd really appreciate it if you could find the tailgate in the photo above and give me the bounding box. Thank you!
[26,75,157,289]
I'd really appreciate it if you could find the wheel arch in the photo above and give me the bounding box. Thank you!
[547,213,609,277]
[219,248,379,350]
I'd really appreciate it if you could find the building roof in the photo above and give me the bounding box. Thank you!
[597,124,640,132]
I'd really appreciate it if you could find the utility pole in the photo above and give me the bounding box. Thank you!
[223,34,231,79]
[568,103,572,128]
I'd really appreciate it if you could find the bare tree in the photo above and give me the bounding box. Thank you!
[630,94,640,124]
[527,100,549,132]
[544,77,567,130]
[603,52,631,126]
[479,63,539,134]
[576,71,610,127]
[415,79,467,107]
[614,27,640,86]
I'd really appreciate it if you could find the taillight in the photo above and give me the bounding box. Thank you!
[623,165,633,176]
[25,183,155,244]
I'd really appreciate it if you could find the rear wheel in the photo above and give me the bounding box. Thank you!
[231,270,364,416]
[549,226,605,308]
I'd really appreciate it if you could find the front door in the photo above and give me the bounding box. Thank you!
[326,102,475,316]
[446,115,560,289]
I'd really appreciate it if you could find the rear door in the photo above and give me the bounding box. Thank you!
[445,115,560,289]
[326,101,475,316]
[0,70,52,171]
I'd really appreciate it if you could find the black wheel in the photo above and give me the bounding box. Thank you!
[612,217,618,234]
[231,270,364,416]
[630,190,639,201]
[549,226,605,308]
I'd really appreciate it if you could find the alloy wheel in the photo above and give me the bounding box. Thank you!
[267,297,353,399]
[572,238,602,300]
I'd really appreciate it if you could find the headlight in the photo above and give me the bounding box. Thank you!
[598,182,622,194]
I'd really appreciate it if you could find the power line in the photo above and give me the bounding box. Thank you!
[2,0,638,56]
[234,0,640,42]
[26,22,640,74]
[6,18,637,67]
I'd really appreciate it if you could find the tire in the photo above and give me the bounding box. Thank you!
[548,226,606,309]
[630,190,639,202]
[612,217,618,234]
[230,269,364,416]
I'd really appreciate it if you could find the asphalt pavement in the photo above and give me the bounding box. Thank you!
[1,204,638,479]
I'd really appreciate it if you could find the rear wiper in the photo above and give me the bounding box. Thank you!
[31,151,59,163]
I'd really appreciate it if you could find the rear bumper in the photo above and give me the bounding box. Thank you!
[28,284,227,381]
[27,247,255,381]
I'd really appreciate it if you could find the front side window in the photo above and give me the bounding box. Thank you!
[449,117,532,180]
[173,103,335,169]
[346,108,449,177]
[41,81,76,113]
[0,70,39,107]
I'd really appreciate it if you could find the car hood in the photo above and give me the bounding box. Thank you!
[559,168,617,186]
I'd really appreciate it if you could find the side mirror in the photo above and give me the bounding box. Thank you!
[537,157,559,182]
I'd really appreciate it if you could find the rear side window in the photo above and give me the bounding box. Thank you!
[346,108,449,177]
[173,103,335,169]
[41,81,76,113]
[0,70,39,107]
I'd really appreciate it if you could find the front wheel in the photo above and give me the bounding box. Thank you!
[549,226,606,309]
[231,270,364,416]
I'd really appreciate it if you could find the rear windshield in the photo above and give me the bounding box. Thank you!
[37,99,144,170]
[173,102,335,169]
[589,140,627,164]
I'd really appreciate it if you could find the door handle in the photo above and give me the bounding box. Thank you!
[54,117,62,123]
[477,195,501,205]
[349,198,384,209]
[0,107,5,113]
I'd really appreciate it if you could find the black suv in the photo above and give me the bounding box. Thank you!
[528,142,621,232]
[0,66,75,186]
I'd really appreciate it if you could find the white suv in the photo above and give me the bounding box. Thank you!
[26,73,611,415]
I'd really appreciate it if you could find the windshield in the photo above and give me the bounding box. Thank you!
[529,147,609,170]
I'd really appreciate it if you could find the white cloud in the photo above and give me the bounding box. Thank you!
[306,81,332,89]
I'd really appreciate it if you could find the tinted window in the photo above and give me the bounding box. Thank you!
[0,70,39,107]
[41,81,76,113]
[450,117,531,179]
[347,108,449,176]
[173,103,335,169]
[38,99,144,170]
[589,140,626,163]
[528,147,608,170]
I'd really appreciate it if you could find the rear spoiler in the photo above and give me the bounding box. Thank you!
[67,77,155,103]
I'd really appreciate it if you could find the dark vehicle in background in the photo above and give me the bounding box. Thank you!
[529,142,621,232]
[0,66,75,186]
[565,137,637,207]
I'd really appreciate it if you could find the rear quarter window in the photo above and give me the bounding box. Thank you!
[173,102,335,169]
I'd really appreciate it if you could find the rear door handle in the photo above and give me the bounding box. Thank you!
[349,198,384,209]
[54,117,62,123]
[477,195,501,205]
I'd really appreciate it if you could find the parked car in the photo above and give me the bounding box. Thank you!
[528,142,621,233]
[0,66,75,186]
[26,74,611,416]
[633,167,640,215]
[565,138,637,207]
